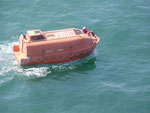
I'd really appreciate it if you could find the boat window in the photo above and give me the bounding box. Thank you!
[74,29,82,34]
[38,35,44,40]
[34,30,41,34]
[31,35,44,41]
[47,34,55,37]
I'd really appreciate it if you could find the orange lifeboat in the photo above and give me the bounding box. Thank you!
[13,28,100,65]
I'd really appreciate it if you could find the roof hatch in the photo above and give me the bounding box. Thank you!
[27,29,43,36]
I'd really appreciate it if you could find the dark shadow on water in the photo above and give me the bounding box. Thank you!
[47,57,96,81]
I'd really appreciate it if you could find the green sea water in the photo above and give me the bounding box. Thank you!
[0,0,150,113]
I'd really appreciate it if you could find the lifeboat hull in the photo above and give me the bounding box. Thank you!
[13,28,100,66]
[13,44,97,65]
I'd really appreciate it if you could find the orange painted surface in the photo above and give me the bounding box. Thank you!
[13,45,19,52]
[13,28,100,65]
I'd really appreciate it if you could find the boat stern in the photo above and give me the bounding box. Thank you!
[13,45,29,65]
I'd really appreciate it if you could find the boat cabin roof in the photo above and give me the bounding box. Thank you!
[44,28,83,39]
[24,28,88,42]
